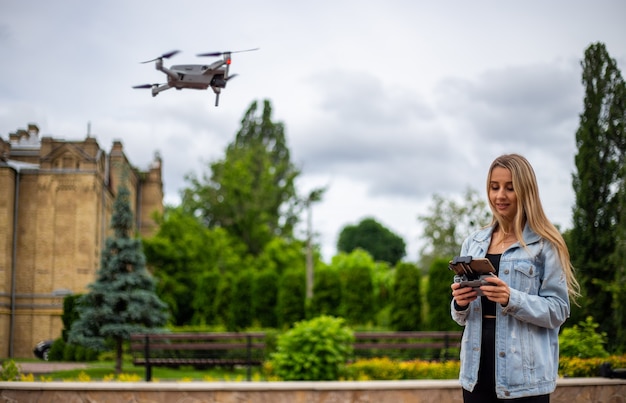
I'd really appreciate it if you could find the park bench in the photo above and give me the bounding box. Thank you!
[130,332,266,381]
[130,330,463,381]
[353,331,462,361]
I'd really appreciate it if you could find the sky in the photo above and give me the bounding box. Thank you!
[1,1,625,262]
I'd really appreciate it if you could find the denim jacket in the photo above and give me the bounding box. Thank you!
[451,224,570,399]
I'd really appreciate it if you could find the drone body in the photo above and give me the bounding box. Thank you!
[133,48,258,106]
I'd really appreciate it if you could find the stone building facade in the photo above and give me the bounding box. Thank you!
[0,124,163,358]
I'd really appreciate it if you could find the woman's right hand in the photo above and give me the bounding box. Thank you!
[451,282,478,308]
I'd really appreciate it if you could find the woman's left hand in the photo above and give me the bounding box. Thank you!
[480,274,511,306]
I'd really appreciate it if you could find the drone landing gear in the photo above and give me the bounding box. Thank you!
[213,88,221,107]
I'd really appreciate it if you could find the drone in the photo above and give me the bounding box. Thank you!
[133,48,258,106]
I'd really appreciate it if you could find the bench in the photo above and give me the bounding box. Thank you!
[130,332,266,381]
[353,331,462,361]
[130,330,463,381]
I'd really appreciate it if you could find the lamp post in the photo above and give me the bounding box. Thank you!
[304,188,325,300]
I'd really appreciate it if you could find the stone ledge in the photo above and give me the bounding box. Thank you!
[0,378,624,403]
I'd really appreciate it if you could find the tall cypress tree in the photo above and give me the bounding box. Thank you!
[570,42,626,349]
[69,184,168,373]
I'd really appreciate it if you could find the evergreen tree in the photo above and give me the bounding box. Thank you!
[426,258,459,331]
[570,42,626,349]
[310,266,342,317]
[276,268,306,328]
[69,184,168,373]
[390,262,422,331]
[336,250,375,325]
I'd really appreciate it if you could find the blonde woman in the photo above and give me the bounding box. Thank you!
[451,154,579,402]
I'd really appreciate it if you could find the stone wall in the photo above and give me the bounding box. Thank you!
[0,378,624,403]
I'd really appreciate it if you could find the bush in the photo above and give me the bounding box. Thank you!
[345,357,461,380]
[48,338,66,361]
[0,360,21,381]
[559,355,626,377]
[559,316,609,358]
[269,315,354,380]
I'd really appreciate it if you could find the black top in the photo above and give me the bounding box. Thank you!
[482,253,501,316]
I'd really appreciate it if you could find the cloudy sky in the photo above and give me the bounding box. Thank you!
[1,1,624,262]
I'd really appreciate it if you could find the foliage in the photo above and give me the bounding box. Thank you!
[389,262,422,331]
[426,258,458,331]
[61,294,82,341]
[190,270,221,326]
[269,316,354,380]
[214,272,234,328]
[0,360,21,381]
[559,355,626,378]
[68,184,169,373]
[231,269,255,330]
[181,99,301,256]
[310,266,342,317]
[49,338,66,361]
[569,42,626,350]
[143,207,247,326]
[337,217,406,265]
[418,188,490,270]
[252,268,279,327]
[275,268,306,327]
[333,250,376,325]
[345,357,460,380]
[559,316,609,359]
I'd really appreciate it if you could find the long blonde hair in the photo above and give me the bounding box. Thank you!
[487,154,580,300]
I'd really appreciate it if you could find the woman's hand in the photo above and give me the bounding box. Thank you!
[451,282,478,308]
[480,275,511,306]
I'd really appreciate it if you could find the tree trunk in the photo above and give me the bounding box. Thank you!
[115,337,123,374]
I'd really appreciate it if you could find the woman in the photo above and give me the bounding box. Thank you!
[451,154,579,402]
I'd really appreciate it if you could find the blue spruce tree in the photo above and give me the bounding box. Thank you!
[69,184,168,373]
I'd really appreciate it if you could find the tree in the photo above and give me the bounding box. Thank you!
[231,269,255,330]
[337,218,406,265]
[143,207,247,325]
[252,268,279,327]
[182,99,300,256]
[418,188,490,270]
[570,42,626,350]
[276,268,306,328]
[426,258,459,331]
[68,184,168,373]
[389,262,422,331]
[310,266,342,318]
[333,249,376,325]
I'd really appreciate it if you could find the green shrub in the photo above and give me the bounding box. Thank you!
[48,338,66,361]
[63,343,77,361]
[559,316,609,358]
[269,315,354,380]
[0,360,21,381]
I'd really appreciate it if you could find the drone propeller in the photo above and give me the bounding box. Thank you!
[140,50,181,64]
[196,48,259,57]
[132,83,160,89]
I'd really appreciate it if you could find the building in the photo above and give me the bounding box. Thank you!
[0,124,163,358]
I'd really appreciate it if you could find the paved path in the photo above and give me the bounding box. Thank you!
[18,362,88,374]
